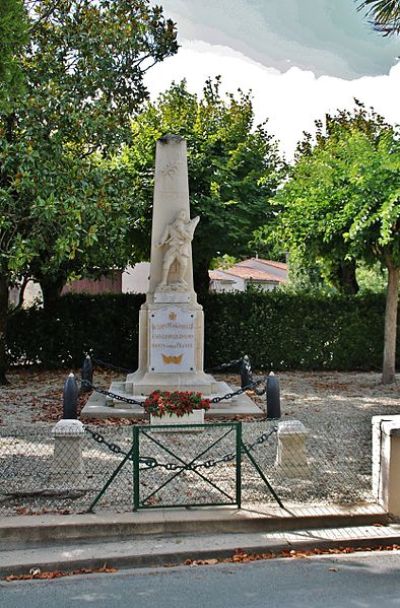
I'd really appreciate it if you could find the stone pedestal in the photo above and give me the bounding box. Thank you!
[124,298,223,396]
[49,419,86,487]
[275,420,309,478]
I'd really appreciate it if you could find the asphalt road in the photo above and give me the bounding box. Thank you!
[2,551,400,608]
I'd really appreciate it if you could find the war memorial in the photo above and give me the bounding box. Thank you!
[82,134,262,420]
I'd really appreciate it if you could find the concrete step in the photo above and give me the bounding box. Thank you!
[0,503,389,545]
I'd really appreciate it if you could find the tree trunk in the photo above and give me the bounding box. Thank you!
[0,276,10,385]
[0,115,16,385]
[337,259,359,295]
[382,262,399,384]
[39,276,66,312]
[194,263,210,295]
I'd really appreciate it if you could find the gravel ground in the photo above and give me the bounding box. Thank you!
[2,368,399,426]
[0,368,399,515]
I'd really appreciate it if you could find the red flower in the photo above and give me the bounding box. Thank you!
[144,390,211,418]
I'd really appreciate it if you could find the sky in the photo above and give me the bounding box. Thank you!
[146,0,400,158]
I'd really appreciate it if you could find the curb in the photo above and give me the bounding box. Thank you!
[0,509,389,545]
[1,532,400,578]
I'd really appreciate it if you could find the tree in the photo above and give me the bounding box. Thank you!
[0,0,28,113]
[357,0,400,36]
[266,103,400,383]
[118,78,285,293]
[0,0,29,384]
[0,0,177,383]
[18,155,136,309]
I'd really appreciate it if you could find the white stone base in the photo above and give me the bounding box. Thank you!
[81,387,264,420]
[275,420,309,479]
[150,409,205,431]
[124,371,221,396]
[49,419,86,487]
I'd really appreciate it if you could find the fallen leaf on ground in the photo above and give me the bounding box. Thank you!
[4,563,117,582]
[183,544,400,567]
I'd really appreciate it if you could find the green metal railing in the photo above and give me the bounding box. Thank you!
[88,422,242,511]
[133,423,241,510]
[87,421,283,512]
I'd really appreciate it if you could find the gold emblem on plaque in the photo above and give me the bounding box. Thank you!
[162,354,183,365]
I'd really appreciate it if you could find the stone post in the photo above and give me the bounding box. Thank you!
[63,372,79,418]
[266,372,281,419]
[372,415,400,516]
[50,419,86,487]
[275,420,309,478]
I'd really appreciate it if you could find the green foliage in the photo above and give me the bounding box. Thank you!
[264,102,400,292]
[357,261,388,293]
[286,256,388,295]
[0,0,178,380]
[357,1,400,36]
[0,0,28,113]
[6,292,391,372]
[259,102,400,381]
[23,0,178,150]
[7,294,144,369]
[118,78,285,289]
[283,252,327,293]
[209,255,238,270]
[0,0,178,283]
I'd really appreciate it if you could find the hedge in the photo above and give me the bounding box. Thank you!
[6,292,393,372]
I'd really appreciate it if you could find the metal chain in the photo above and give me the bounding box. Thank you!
[190,426,278,469]
[206,358,242,373]
[84,360,273,467]
[83,356,274,472]
[83,379,265,407]
[253,384,267,397]
[210,379,264,403]
[91,358,134,374]
[81,380,145,407]
[85,424,278,472]
[84,426,157,468]
[246,426,277,451]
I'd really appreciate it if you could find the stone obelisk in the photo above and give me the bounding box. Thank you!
[125,134,225,395]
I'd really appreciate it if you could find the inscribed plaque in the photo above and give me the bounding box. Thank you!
[149,307,195,373]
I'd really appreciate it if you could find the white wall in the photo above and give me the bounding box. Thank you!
[210,278,279,293]
[209,276,245,293]
[122,263,150,294]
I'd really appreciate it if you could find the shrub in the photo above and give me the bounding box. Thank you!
[6,291,391,372]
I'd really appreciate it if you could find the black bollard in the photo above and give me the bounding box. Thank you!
[63,372,79,419]
[81,354,93,393]
[266,372,281,419]
[240,355,253,389]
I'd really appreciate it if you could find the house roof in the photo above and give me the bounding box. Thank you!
[210,258,288,284]
[236,258,287,271]
[209,270,236,282]
[218,267,281,283]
